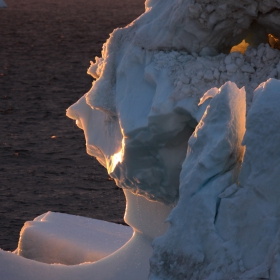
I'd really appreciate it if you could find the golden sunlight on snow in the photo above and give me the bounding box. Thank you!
[109,136,126,174]
[268,34,280,50]
[230,39,249,54]
[109,150,122,174]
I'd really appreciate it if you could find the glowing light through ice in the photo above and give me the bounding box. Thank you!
[109,150,122,174]
[268,34,280,50]
[107,137,125,174]
[230,39,249,54]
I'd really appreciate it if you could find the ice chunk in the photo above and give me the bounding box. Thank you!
[198,87,219,106]
[150,81,246,280]
[16,212,133,265]
[216,79,280,273]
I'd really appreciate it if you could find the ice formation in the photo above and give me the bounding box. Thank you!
[151,79,280,280]
[72,0,280,204]
[67,0,280,277]
[2,0,280,279]
[68,34,280,205]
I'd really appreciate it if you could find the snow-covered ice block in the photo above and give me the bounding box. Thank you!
[16,211,133,265]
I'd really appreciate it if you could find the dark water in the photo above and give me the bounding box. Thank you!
[0,0,144,251]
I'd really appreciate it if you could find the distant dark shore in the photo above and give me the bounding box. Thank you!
[0,0,144,251]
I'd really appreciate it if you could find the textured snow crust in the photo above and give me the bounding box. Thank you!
[85,0,280,116]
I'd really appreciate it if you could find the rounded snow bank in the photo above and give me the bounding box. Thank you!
[16,212,133,265]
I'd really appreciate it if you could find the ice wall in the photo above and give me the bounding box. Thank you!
[85,0,280,117]
[216,79,280,279]
[139,0,280,53]
[150,79,280,279]
[150,81,246,279]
